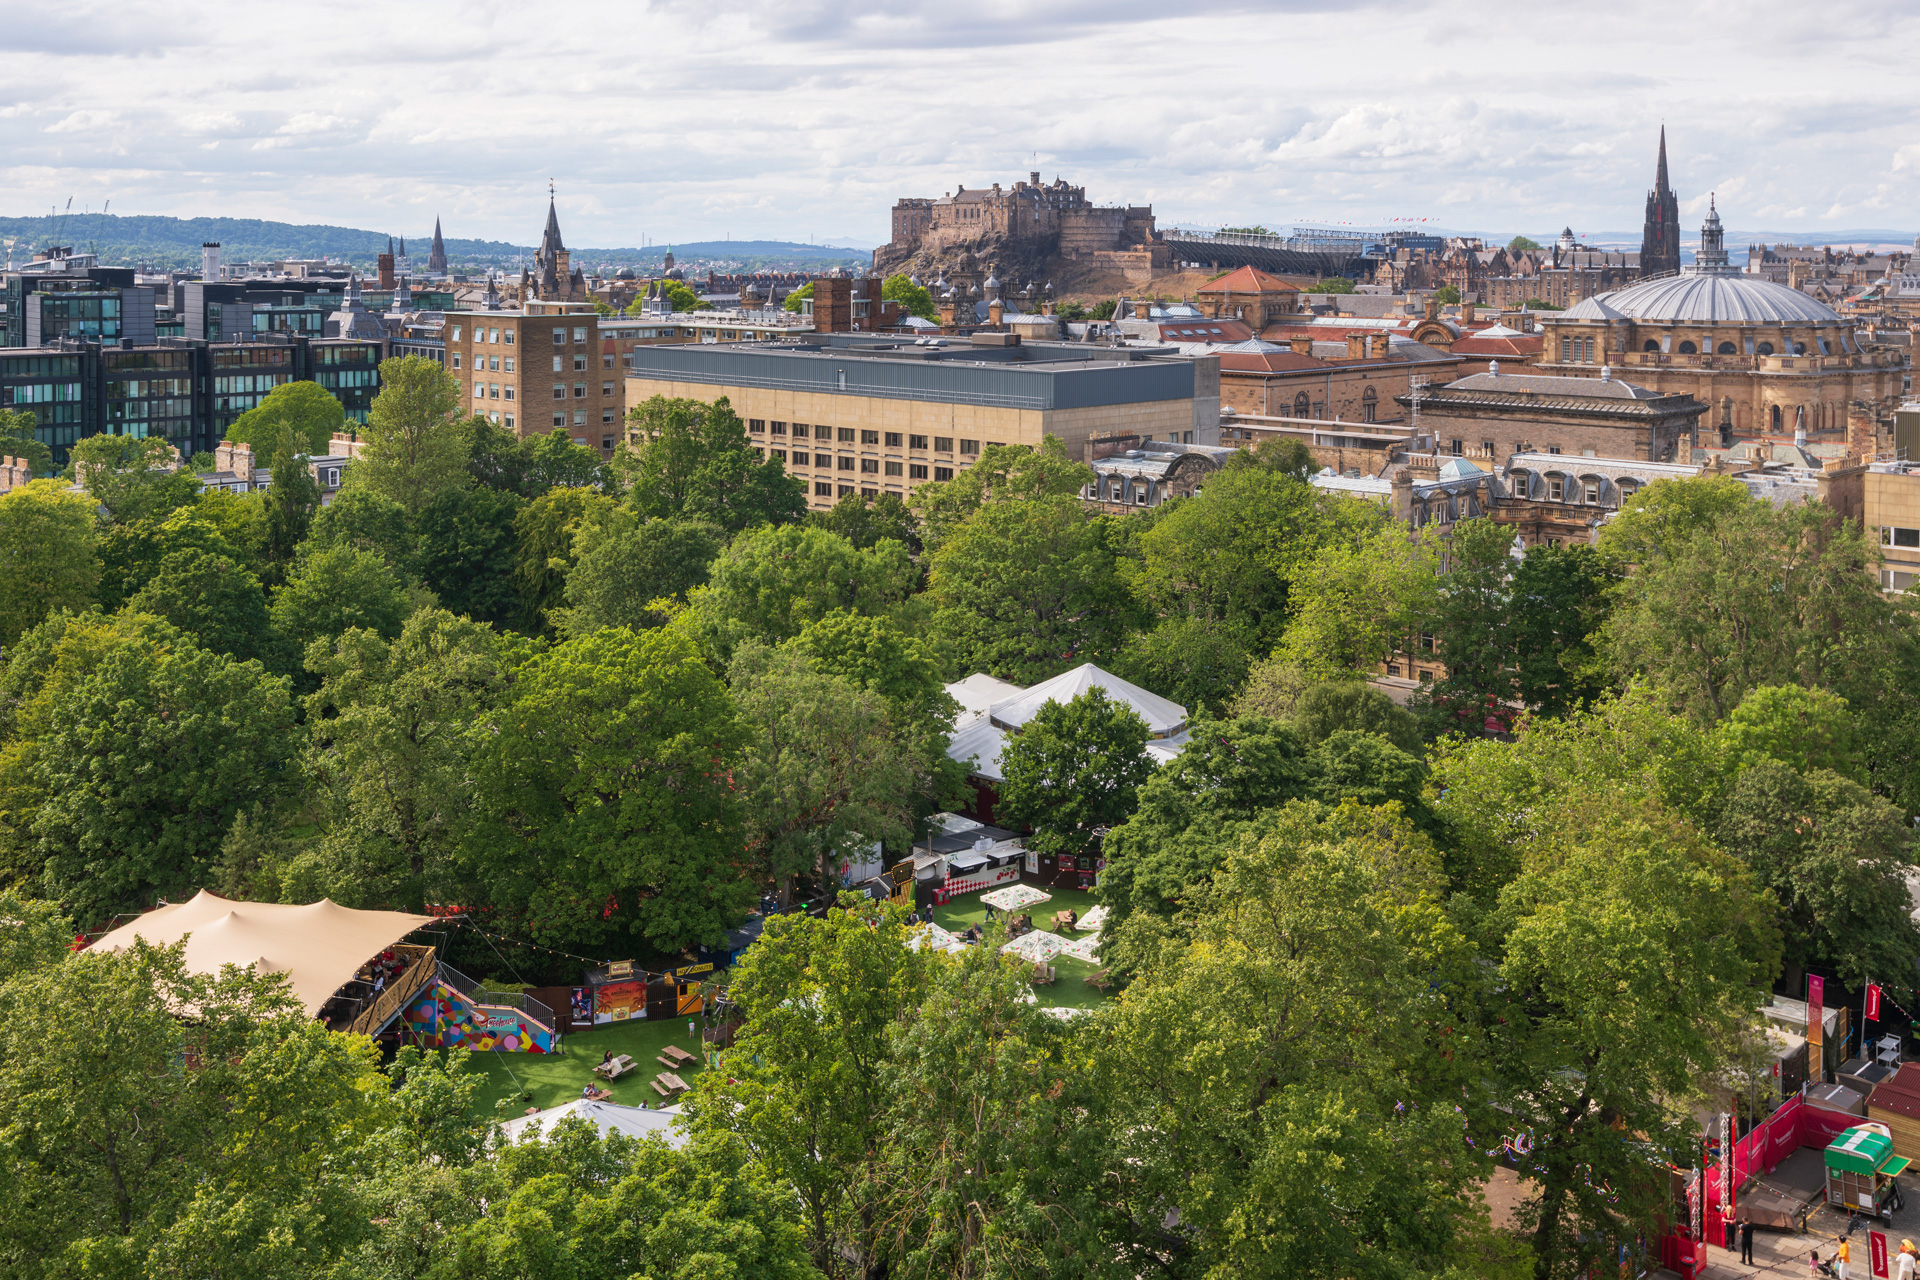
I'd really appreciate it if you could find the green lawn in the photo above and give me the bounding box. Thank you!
[468,1014,713,1118]
[462,882,1112,1118]
[929,884,1112,1013]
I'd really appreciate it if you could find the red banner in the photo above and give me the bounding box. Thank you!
[1869,984,1883,1022]
[1872,1231,1890,1278]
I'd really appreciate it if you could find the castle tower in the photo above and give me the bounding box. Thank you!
[428,217,448,274]
[533,184,574,300]
[1640,127,1681,279]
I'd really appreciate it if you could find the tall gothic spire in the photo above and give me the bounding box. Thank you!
[427,216,448,274]
[542,181,565,255]
[1656,125,1670,195]
[1640,127,1681,279]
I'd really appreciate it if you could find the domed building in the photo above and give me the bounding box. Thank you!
[1538,199,1907,447]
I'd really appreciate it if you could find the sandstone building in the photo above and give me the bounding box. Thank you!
[1535,200,1908,447]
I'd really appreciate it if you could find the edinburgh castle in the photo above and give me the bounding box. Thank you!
[875,172,1169,284]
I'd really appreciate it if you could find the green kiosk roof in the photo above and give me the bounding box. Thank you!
[1826,1125,1901,1176]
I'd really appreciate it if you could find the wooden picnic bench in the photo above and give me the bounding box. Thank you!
[660,1044,697,1067]
[1030,963,1057,987]
[1087,969,1114,993]
[594,1054,636,1080]
[656,1072,689,1098]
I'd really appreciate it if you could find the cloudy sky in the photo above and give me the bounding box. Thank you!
[4,0,1916,249]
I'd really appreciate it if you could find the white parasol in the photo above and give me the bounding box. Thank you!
[981,884,1052,913]
[1000,931,1066,963]
[1059,932,1103,964]
[1074,904,1109,932]
[910,923,969,955]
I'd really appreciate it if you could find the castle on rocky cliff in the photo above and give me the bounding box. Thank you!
[875,172,1168,283]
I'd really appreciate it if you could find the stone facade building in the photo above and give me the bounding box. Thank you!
[1535,200,1909,448]
[448,300,615,453]
[1393,367,1709,463]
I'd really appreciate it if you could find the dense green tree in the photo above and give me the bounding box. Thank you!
[1110,615,1252,716]
[786,610,956,731]
[881,273,938,320]
[874,939,1127,1280]
[1424,516,1521,724]
[1508,542,1614,718]
[270,545,413,657]
[301,487,417,575]
[562,510,723,635]
[1486,799,1776,1280]
[779,281,813,313]
[1087,299,1117,321]
[469,420,607,498]
[620,395,806,532]
[1713,759,1918,991]
[808,489,922,554]
[305,610,506,911]
[1596,473,1752,564]
[348,356,472,514]
[1307,729,1428,812]
[1291,679,1423,753]
[1509,235,1544,252]
[1097,713,1316,943]
[225,378,346,455]
[0,940,383,1276]
[1236,434,1319,480]
[471,625,750,951]
[0,406,53,476]
[68,432,200,524]
[910,438,1093,551]
[0,482,99,645]
[0,888,70,982]
[1600,499,1904,722]
[33,630,298,923]
[415,485,525,627]
[512,485,615,633]
[1230,656,1329,720]
[696,523,916,653]
[997,687,1153,859]
[1277,520,1435,675]
[1433,284,1461,303]
[1715,683,1866,782]
[731,644,949,903]
[262,424,322,570]
[928,497,1137,683]
[1101,804,1488,1280]
[1308,276,1357,294]
[97,506,244,610]
[681,902,933,1277]
[125,546,275,662]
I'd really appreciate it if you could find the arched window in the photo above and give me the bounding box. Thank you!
[1678,340,1697,354]
[1717,341,1737,354]
[1792,341,1807,356]
[1362,386,1378,423]
[1771,405,1783,432]
[1757,341,1775,355]
[1643,339,1660,352]
[1293,392,1310,417]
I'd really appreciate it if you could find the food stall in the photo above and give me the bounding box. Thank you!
[1824,1123,1910,1217]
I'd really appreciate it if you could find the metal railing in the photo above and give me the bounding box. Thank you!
[347,944,438,1037]
[435,960,555,1031]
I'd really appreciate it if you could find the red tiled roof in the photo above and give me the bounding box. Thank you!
[1451,335,1545,357]
[1197,265,1301,295]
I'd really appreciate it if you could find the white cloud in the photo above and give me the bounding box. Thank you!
[0,0,1915,247]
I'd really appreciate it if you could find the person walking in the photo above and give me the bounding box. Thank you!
[1897,1240,1916,1280]
[1740,1216,1755,1266]
[1836,1236,1851,1280]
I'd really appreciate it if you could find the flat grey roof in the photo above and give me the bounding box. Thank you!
[625,341,1194,412]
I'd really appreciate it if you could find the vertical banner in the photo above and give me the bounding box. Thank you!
[1809,975,1825,1084]
[1868,984,1882,1022]
[1871,1230,1889,1278]
[1688,1167,1703,1241]
[1720,1112,1733,1217]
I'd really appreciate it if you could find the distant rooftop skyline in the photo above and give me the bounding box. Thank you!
[3,0,1912,249]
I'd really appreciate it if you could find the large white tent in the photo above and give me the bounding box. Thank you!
[88,890,434,1018]
[497,1098,686,1148]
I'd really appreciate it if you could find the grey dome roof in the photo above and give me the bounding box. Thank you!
[1561,273,1843,326]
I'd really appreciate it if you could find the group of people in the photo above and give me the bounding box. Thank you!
[1769,1224,1919,1280]
[364,947,409,993]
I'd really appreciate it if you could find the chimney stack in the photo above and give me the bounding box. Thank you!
[1289,336,1314,357]
[1346,333,1367,360]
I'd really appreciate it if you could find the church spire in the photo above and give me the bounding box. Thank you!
[1656,125,1670,195]
[427,216,447,274]
[541,181,565,255]
[1640,127,1681,279]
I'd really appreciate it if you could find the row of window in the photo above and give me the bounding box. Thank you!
[755,448,943,479]
[1,356,81,377]
[318,369,379,389]
[744,419,984,453]
[5,382,82,404]
[477,383,515,401]
[811,482,889,499]
[1884,526,1920,549]
[214,374,288,395]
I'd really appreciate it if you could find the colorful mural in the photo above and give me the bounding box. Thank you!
[404,980,555,1053]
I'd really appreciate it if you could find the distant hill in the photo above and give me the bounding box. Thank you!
[0,212,873,273]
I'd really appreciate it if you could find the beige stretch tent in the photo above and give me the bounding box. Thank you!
[89,890,435,1018]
